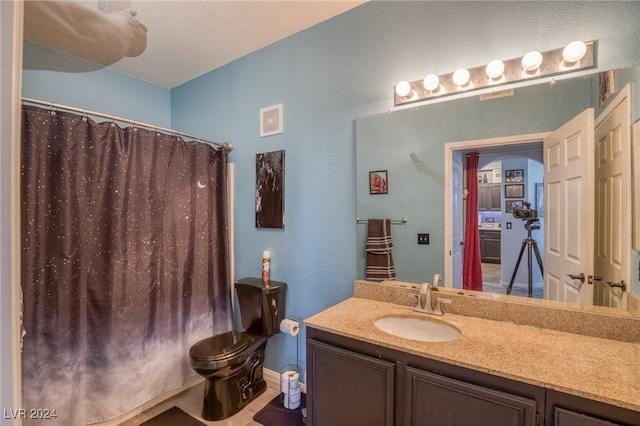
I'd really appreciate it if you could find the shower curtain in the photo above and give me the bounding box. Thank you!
[20,105,232,425]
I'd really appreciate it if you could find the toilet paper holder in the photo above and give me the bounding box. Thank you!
[280,363,302,410]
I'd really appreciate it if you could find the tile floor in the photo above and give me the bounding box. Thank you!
[481,262,543,298]
[119,378,280,426]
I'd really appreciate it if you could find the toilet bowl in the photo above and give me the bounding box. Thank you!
[189,277,287,421]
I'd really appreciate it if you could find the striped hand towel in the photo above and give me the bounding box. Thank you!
[365,219,396,281]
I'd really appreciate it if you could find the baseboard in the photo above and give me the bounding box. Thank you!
[264,367,306,393]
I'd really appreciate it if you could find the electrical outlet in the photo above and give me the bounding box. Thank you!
[417,233,430,245]
[506,222,512,230]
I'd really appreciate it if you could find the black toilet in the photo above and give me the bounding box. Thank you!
[189,277,287,421]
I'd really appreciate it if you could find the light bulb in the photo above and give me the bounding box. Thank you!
[522,51,543,72]
[452,68,470,87]
[485,60,505,79]
[395,81,411,97]
[423,74,440,91]
[563,41,587,63]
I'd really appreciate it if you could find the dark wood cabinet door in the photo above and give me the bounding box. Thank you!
[307,339,395,426]
[479,230,501,263]
[555,407,621,426]
[479,184,502,211]
[547,390,639,426]
[405,366,537,426]
[490,184,502,209]
[478,185,490,210]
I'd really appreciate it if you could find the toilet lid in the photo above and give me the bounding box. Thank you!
[189,331,251,362]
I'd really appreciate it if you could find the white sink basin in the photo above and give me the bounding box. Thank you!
[374,316,461,342]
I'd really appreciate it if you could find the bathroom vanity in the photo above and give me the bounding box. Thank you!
[304,283,640,426]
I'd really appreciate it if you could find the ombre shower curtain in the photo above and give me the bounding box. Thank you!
[20,105,232,425]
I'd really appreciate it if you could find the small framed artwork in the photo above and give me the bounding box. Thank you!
[369,170,388,194]
[492,169,502,183]
[599,70,615,107]
[505,199,524,213]
[505,169,524,183]
[505,184,524,198]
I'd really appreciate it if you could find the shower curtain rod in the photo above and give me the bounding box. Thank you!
[21,97,233,152]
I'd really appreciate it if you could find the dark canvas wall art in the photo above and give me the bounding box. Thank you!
[255,150,285,229]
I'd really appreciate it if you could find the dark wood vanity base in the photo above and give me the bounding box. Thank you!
[306,327,640,426]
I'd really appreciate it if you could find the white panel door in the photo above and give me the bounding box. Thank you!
[543,109,594,304]
[593,88,630,308]
[451,152,464,288]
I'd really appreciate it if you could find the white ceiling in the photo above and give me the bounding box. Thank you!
[103,1,366,88]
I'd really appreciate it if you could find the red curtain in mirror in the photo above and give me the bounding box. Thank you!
[463,152,483,291]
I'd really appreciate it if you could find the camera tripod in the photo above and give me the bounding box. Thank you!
[505,219,544,297]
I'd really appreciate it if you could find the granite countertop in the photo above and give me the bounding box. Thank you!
[304,297,640,412]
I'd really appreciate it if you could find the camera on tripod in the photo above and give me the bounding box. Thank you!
[512,201,538,220]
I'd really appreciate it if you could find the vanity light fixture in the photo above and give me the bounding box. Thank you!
[452,68,470,87]
[423,74,440,92]
[485,60,505,80]
[521,51,543,72]
[562,41,587,63]
[394,40,595,106]
[395,80,412,98]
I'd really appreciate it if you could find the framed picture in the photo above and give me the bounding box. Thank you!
[599,70,615,108]
[505,184,524,198]
[505,199,524,213]
[369,170,388,194]
[505,169,524,183]
[255,150,285,229]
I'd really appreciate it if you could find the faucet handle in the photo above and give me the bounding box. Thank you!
[408,292,424,311]
[419,282,431,295]
[432,274,443,287]
[433,298,451,315]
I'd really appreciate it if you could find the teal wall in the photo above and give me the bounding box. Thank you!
[21,1,640,382]
[22,43,171,127]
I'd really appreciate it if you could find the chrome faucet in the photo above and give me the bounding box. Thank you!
[408,282,451,315]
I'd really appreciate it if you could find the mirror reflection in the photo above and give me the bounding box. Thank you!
[356,67,640,313]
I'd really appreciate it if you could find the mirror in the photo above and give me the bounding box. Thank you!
[356,67,640,313]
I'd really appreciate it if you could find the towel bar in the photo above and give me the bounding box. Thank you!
[356,218,408,224]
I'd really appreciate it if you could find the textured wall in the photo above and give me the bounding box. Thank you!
[170,1,640,375]
[19,1,640,382]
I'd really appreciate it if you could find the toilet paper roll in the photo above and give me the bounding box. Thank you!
[284,388,301,410]
[281,371,300,392]
[280,319,300,336]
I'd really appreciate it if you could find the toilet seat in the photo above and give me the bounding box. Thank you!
[190,331,251,362]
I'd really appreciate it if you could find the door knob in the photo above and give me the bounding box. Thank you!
[606,280,627,292]
[567,273,585,283]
